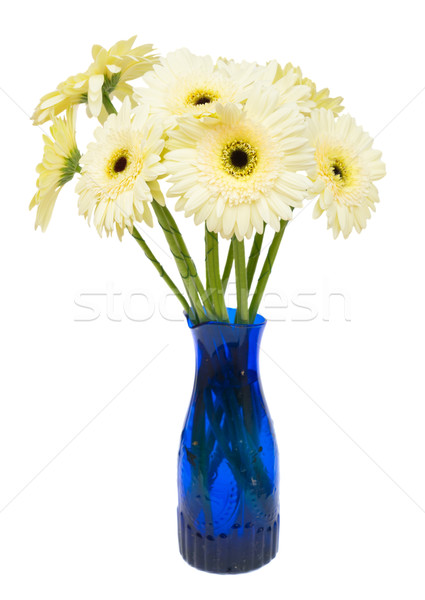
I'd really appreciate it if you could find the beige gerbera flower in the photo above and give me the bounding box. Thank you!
[75,98,165,239]
[135,48,262,130]
[165,86,314,240]
[32,36,158,125]
[30,107,80,231]
[307,109,386,238]
[262,61,344,116]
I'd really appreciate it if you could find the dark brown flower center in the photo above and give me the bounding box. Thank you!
[331,163,343,178]
[230,149,249,168]
[194,96,213,105]
[113,156,128,173]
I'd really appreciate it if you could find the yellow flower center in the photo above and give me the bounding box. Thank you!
[314,141,371,208]
[186,89,219,106]
[107,149,130,178]
[316,142,360,191]
[221,141,258,178]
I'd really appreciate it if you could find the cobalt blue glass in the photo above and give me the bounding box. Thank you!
[177,308,279,574]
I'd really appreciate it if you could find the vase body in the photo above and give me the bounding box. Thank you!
[177,309,279,574]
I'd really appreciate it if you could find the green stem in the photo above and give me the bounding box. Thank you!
[247,229,265,292]
[205,229,210,293]
[221,243,234,294]
[190,392,214,533]
[151,202,206,323]
[102,92,117,115]
[203,387,273,501]
[205,226,228,322]
[232,237,248,324]
[203,388,246,490]
[131,226,191,315]
[249,220,289,322]
[156,202,216,319]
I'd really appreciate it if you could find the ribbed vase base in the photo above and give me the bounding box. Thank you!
[178,510,279,574]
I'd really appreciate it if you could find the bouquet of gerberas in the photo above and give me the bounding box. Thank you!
[30,36,385,574]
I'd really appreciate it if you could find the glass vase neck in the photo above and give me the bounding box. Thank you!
[186,307,266,378]
[186,307,266,329]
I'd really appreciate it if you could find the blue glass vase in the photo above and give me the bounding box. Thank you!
[177,308,279,574]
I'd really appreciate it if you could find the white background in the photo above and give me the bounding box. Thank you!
[1,1,424,598]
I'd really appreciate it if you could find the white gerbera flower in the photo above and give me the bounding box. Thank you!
[165,86,314,240]
[135,48,260,129]
[260,61,343,116]
[76,98,165,239]
[255,60,315,115]
[32,36,158,125]
[30,107,80,231]
[307,109,386,238]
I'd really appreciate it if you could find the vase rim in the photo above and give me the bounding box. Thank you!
[185,307,266,330]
